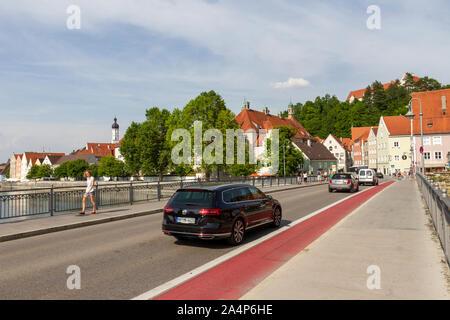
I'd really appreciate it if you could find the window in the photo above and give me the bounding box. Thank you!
[395,155,399,161]
[248,186,265,200]
[171,190,215,207]
[433,136,442,145]
[223,187,253,203]
[423,137,431,145]
[394,141,399,147]
[435,152,442,160]
[424,152,431,160]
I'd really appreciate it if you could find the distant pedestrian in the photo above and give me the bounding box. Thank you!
[303,172,308,183]
[81,170,96,215]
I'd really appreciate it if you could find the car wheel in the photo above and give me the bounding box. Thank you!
[271,207,282,228]
[228,219,245,245]
[328,187,333,193]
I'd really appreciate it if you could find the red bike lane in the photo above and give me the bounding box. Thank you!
[153,181,395,300]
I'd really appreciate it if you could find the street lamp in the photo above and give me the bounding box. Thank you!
[405,97,424,174]
[404,107,415,176]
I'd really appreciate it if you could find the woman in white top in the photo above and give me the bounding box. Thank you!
[81,170,96,215]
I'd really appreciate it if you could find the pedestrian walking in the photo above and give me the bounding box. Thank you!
[81,170,96,215]
[303,172,308,183]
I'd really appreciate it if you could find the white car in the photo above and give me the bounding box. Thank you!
[358,169,378,186]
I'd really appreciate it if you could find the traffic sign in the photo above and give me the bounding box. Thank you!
[419,146,424,154]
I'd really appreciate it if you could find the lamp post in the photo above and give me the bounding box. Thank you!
[405,106,415,176]
[406,97,424,174]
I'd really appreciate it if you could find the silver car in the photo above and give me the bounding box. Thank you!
[329,173,359,193]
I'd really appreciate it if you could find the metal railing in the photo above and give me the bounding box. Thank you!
[416,173,450,267]
[0,175,323,219]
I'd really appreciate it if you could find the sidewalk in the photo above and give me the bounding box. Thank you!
[0,181,325,242]
[241,180,450,299]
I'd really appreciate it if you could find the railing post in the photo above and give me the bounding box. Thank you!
[157,181,161,201]
[262,177,264,188]
[180,177,184,189]
[49,185,54,216]
[253,176,255,186]
[270,176,273,187]
[130,181,134,205]
[95,181,100,208]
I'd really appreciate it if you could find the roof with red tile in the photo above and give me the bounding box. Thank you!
[80,143,116,158]
[351,126,373,142]
[235,108,313,145]
[382,116,411,135]
[411,89,450,119]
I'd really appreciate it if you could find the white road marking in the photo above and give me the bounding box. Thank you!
[132,182,391,300]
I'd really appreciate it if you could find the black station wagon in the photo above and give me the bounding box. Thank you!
[162,184,282,245]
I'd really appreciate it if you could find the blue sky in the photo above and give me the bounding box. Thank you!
[0,0,449,162]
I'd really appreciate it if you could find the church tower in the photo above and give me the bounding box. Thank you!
[112,117,119,144]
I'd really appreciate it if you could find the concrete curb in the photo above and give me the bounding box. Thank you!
[0,182,326,243]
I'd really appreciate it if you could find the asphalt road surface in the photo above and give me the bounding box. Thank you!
[0,183,375,299]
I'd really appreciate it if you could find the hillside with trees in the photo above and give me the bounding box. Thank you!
[284,73,449,139]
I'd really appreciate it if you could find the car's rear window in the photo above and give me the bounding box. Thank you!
[170,190,215,207]
[359,170,366,176]
[333,174,351,179]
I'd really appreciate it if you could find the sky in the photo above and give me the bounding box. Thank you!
[0,0,449,162]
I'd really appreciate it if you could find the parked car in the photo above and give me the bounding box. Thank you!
[329,173,359,193]
[376,172,384,179]
[162,184,282,245]
[358,168,378,186]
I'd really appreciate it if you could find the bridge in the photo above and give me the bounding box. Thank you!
[0,177,448,299]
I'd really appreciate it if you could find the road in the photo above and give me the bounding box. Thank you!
[0,183,374,299]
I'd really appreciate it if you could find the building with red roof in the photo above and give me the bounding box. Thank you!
[351,126,373,167]
[235,101,337,174]
[322,134,353,171]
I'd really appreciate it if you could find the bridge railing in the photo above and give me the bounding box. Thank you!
[0,175,323,220]
[416,173,450,267]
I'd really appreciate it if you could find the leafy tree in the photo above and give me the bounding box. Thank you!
[37,164,53,178]
[138,108,171,179]
[266,126,303,176]
[167,91,239,180]
[26,164,39,179]
[98,155,127,177]
[417,76,442,91]
[54,162,70,179]
[69,160,89,179]
[88,163,99,178]
[120,122,142,175]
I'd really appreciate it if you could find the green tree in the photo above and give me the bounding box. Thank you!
[37,164,53,178]
[98,155,126,177]
[54,162,70,179]
[67,160,89,179]
[167,91,239,179]
[26,164,39,179]
[120,122,142,175]
[88,163,99,178]
[138,108,171,180]
[267,126,303,176]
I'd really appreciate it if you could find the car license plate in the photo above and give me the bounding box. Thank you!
[176,217,196,224]
[335,180,344,184]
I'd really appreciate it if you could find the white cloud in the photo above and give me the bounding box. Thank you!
[270,77,310,89]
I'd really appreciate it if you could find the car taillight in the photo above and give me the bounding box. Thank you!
[347,180,351,184]
[163,206,173,213]
[329,179,333,184]
[199,209,221,215]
